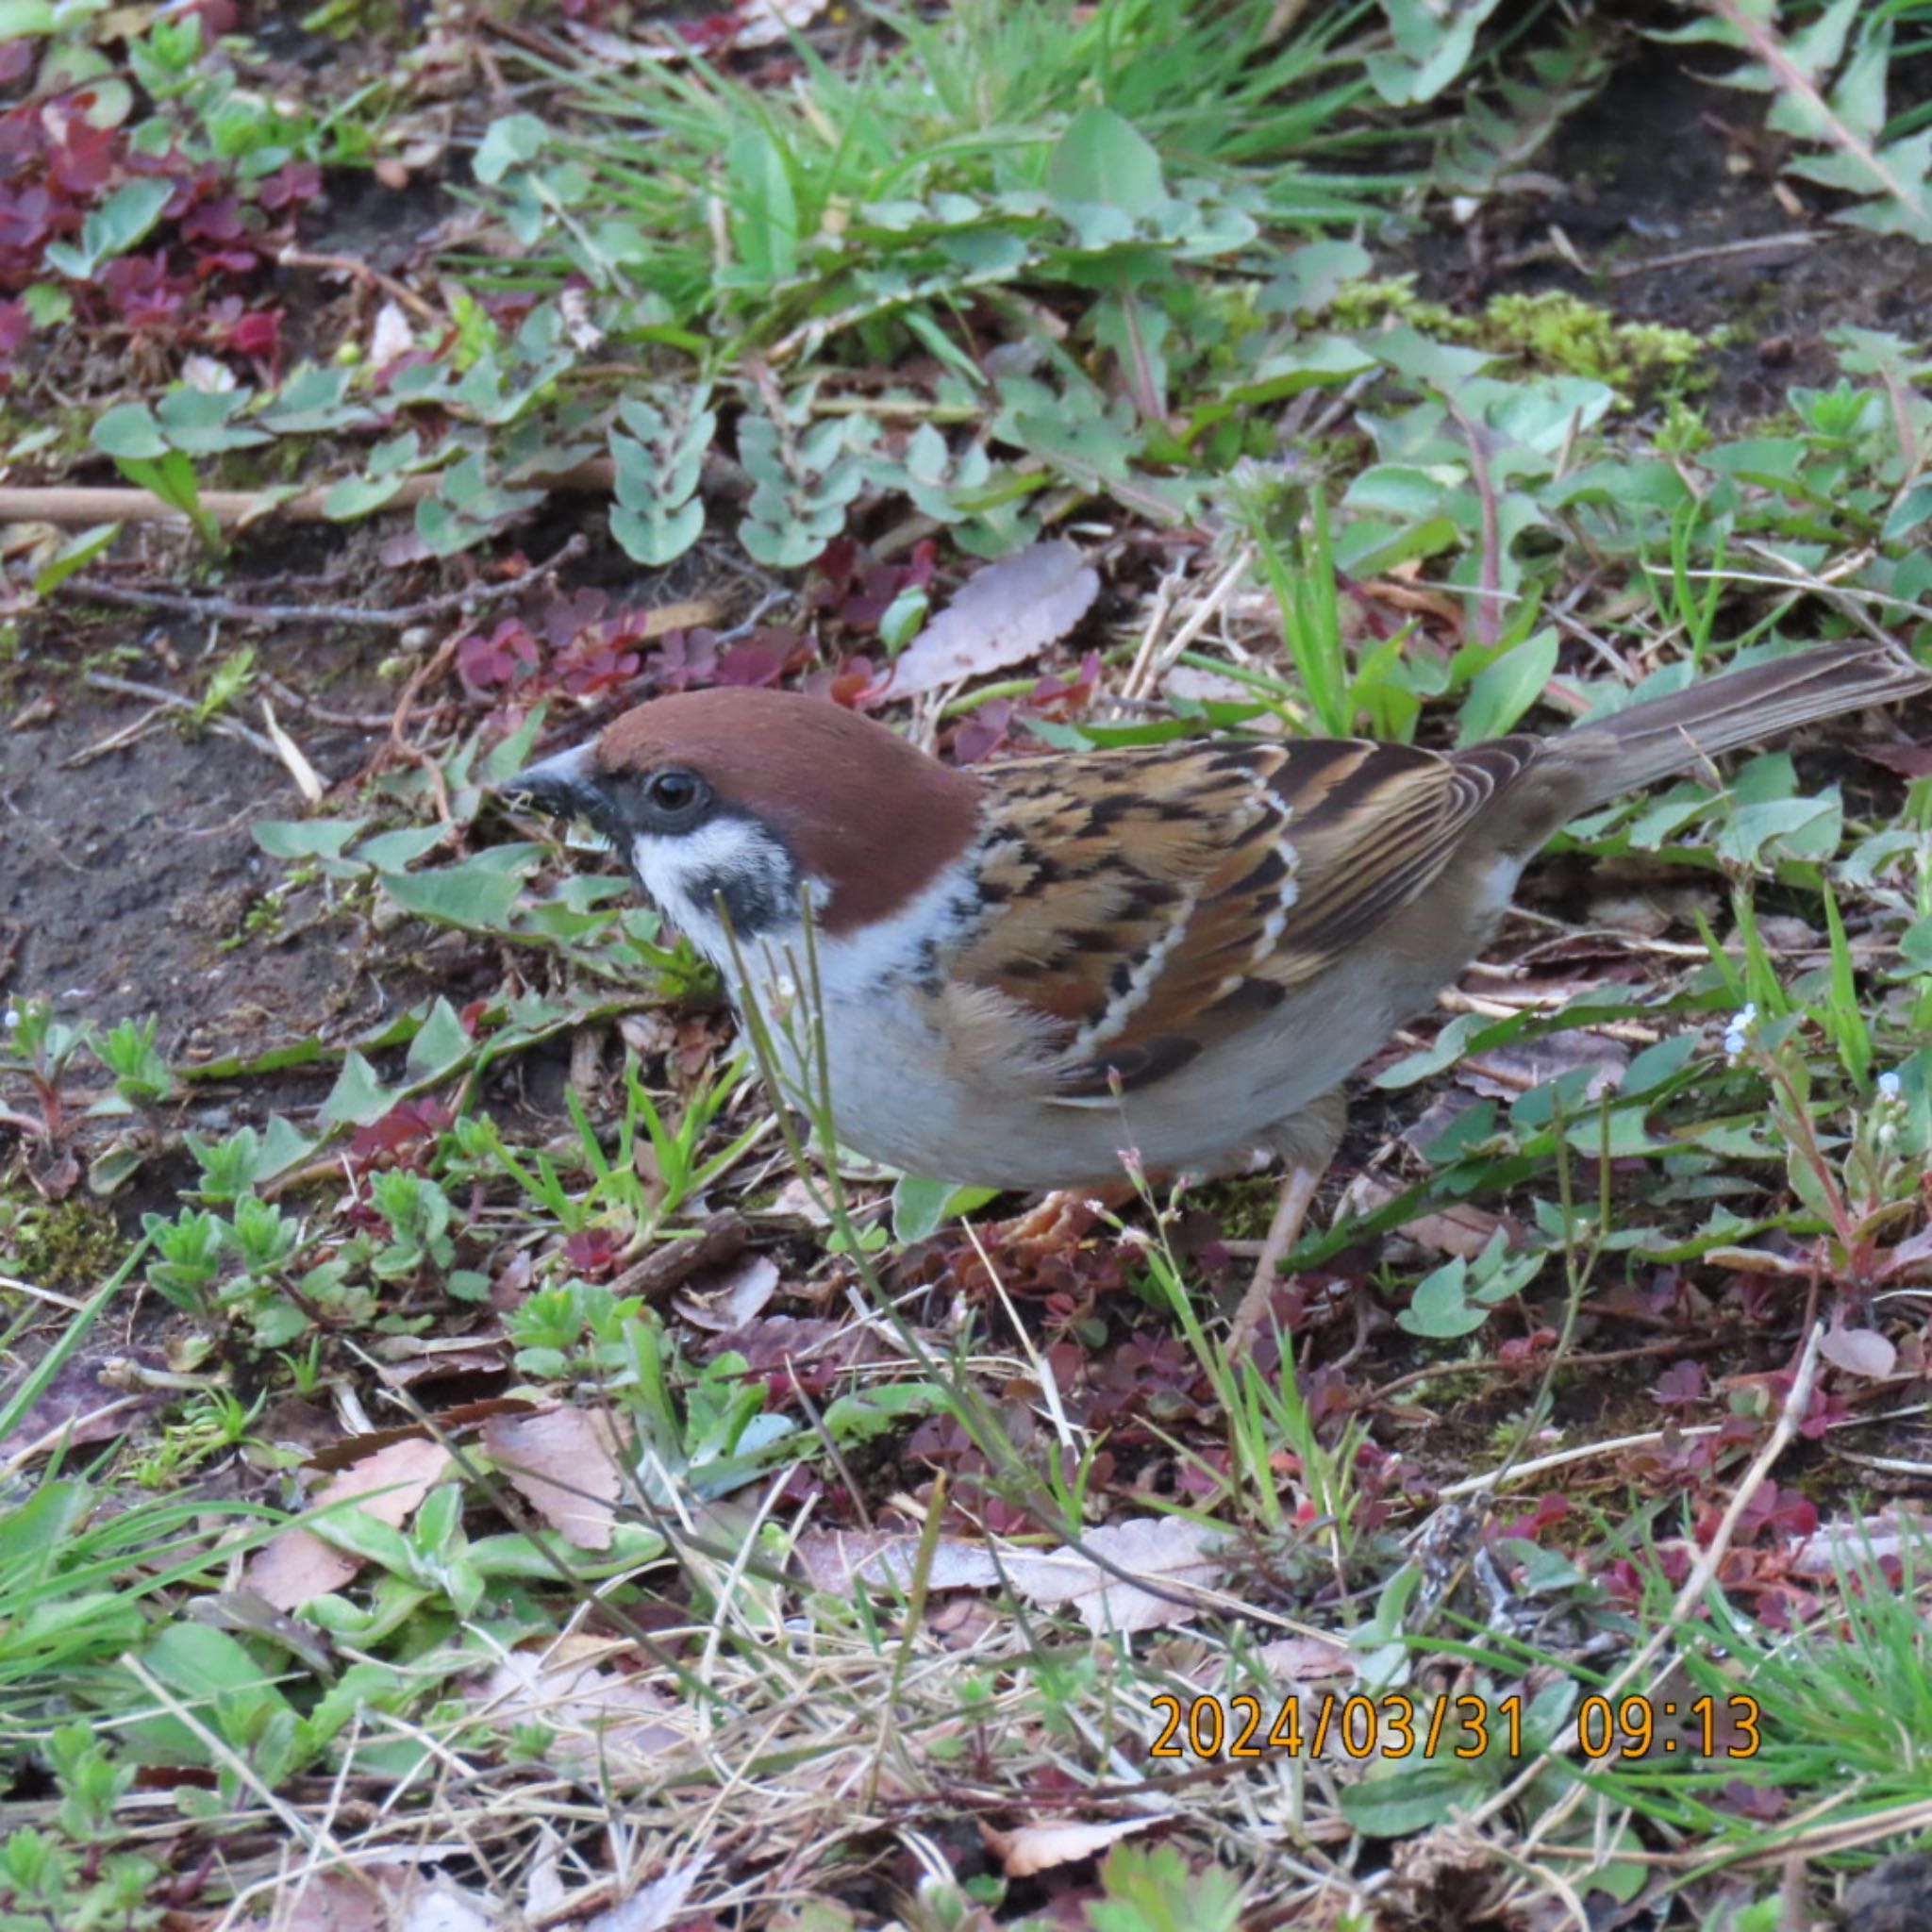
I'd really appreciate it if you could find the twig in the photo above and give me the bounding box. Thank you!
[1606,229,1817,278]
[78,673,282,761]
[386,637,460,825]
[606,1215,749,1303]
[0,459,615,529]
[277,246,442,324]
[257,675,425,731]
[62,558,585,632]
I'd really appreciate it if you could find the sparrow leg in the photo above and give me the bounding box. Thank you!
[1226,1167,1322,1354]
[1224,1090,1346,1356]
[1003,1180,1137,1246]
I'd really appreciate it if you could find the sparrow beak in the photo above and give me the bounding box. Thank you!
[498,741,605,825]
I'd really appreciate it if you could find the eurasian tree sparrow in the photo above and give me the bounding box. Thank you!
[506,639,1928,1194]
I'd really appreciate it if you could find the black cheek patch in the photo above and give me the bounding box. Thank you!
[686,864,794,941]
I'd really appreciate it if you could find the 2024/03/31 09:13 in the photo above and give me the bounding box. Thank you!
[1146,1690,1763,1761]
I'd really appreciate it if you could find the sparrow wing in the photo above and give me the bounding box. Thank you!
[948,736,1539,1099]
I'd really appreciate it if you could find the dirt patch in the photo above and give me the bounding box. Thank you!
[1410,35,1932,420]
[1,614,392,1072]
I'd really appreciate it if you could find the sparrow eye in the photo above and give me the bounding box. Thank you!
[640,766,710,831]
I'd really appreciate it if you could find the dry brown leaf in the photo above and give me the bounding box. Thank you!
[1251,1634,1357,1682]
[249,1863,493,1932]
[580,1857,711,1932]
[980,1814,1163,1879]
[1791,1508,1929,1577]
[247,1438,453,1612]
[798,1521,1223,1632]
[674,1253,780,1331]
[1817,1320,1898,1381]
[474,1640,684,1777]
[1396,1200,1512,1261]
[792,1529,1010,1596]
[881,541,1099,697]
[1457,1030,1628,1102]
[481,1406,630,1551]
[1158,665,1283,732]
[1008,1518,1226,1634]
[396,1876,493,1932]
[253,1868,385,1932]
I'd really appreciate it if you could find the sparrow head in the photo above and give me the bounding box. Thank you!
[503,687,981,963]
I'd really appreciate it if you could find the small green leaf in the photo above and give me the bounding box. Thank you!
[44,176,172,279]
[352,826,446,870]
[34,521,122,595]
[157,387,272,455]
[474,113,548,186]
[724,126,799,283]
[1457,627,1559,745]
[92,403,168,461]
[1047,106,1166,223]
[1396,1257,1488,1339]
[379,860,524,931]
[324,472,408,521]
[891,1174,999,1243]
[321,1052,396,1127]
[254,817,367,860]
[405,998,472,1081]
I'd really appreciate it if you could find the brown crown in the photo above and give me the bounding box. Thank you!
[596,688,982,934]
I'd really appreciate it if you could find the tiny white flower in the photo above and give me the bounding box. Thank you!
[1,1008,17,1031]
[1877,1070,1903,1100]
[1723,1002,1759,1064]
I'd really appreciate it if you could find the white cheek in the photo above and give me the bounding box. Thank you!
[627,820,822,970]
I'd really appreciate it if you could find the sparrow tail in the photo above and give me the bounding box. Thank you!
[1563,639,1930,808]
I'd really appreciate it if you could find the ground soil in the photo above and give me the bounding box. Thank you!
[0,565,421,1107]
[1409,35,1932,422]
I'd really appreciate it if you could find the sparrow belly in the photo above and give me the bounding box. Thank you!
[777,851,1524,1190]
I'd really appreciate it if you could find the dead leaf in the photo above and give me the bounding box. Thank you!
[1457,1030,1628,1102]
[796,1521,1224,1632]
[1863,740,1932,781]
[246,1862,494,1932]
[481,1406,630,1551]
[792,1529,1006,1597]
[1341,1181,1513,1261]
[1251,1634,1356,1682]
[1791,1509,1928,1577]
[1159,664,1283,730]
[474,1640,684,1776]
[1817,1321,1898,1380]
[1008,1517,1226,1634]
[304,1398,530,1472]
[396,1876,493,1932]
[0,1342,165,1465]
[980,1815,1163,1878]
[580,1857,711,1932]
[251,1867,385,1932]
[248,1437,454,1611]
[674,1253,780,1331]
[369,301,414,366]
[880,541,1099,696]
